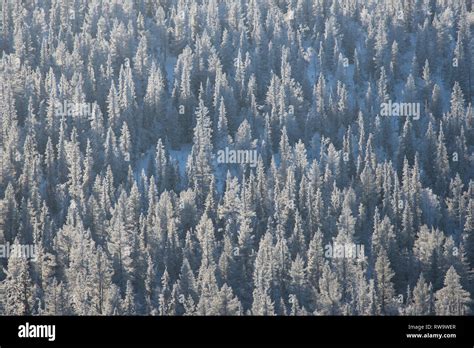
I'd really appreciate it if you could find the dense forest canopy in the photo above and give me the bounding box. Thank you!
[0,0,473,316]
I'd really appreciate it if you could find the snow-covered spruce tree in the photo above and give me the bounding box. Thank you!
[434,266,471,315]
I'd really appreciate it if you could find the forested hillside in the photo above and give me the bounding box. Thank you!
[0,0,473,315]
